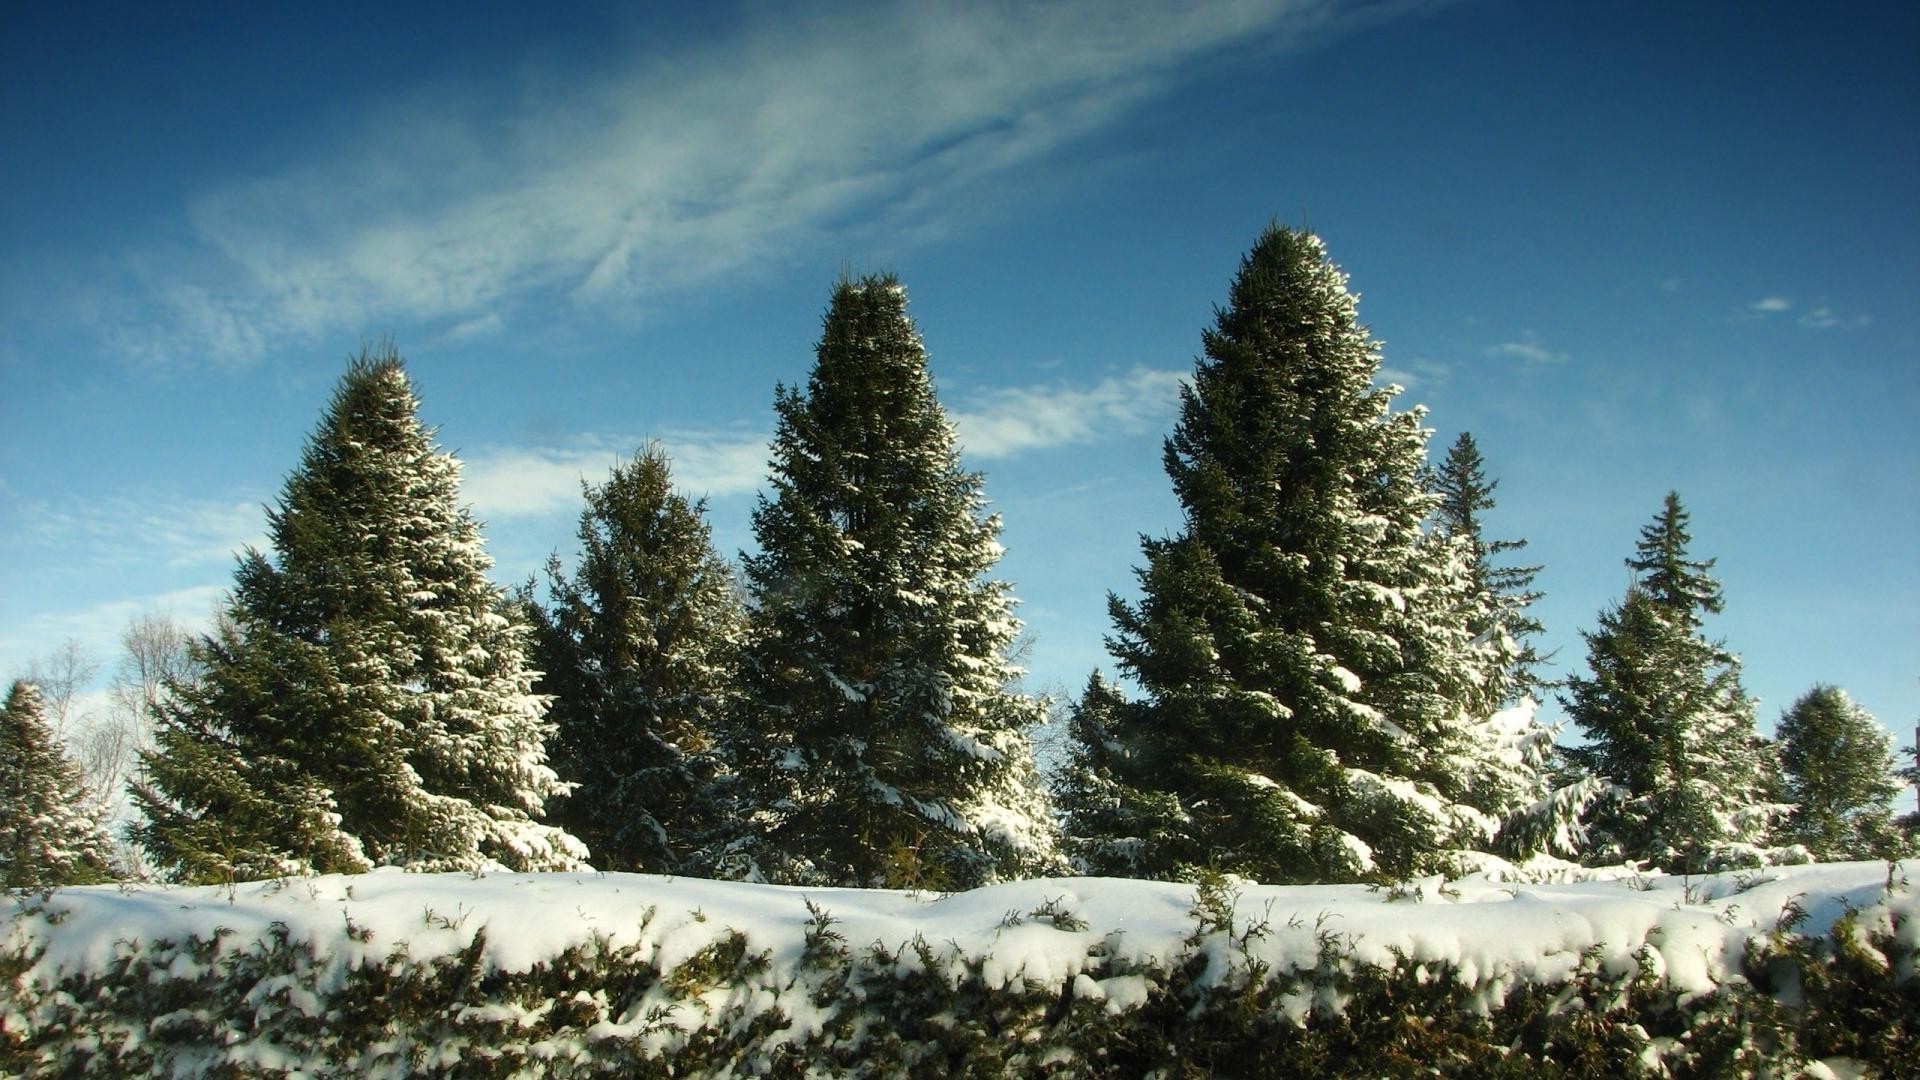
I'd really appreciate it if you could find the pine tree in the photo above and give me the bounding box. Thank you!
[1775,685,1910,860]
[1430,432,1546,704]
[1053,671,1184,876]
[132,347,585,882]
[731,275,1058,890]
[1561,492,1780,872]
[529,446,743,874]
[1082,225,1533,885]
[1,681,117,887]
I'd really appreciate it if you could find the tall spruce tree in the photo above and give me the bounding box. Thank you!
[132,347,585,882]
[1,681,117,887]
[1775,685,1909,860]
[1561,492,1779,872]
[1430,432,1545,704]
[529,446,743,874]
[1078,225,1534,885]
[731,274,1058,890]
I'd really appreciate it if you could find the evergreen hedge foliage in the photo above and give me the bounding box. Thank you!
[5,871,1914,1077]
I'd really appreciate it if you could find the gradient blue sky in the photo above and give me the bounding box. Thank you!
[4,1,1916,747]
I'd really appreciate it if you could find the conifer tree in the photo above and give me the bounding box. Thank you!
[133,347,585,882]
[1775,685,1910,860]
[731,275,1058,890]
[1080,225,1533,884]
[529,446,743,874]
[1562,492,1780,872]
[1053,671,1184,876]
[1430,432,1546,704]
[1,681,117,887]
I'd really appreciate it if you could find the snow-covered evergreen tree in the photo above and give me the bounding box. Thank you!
[731,275,1059,890]
[1082,225,1539,884]
[133,347,585,882]
[1,681,117,887]
[1430,432,1545,704]
[1562,492,1781,873]
[529,446,743,874]
[1775,685,1910,860]
[1053,671,1184,876]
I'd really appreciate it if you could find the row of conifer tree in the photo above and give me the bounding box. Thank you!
[4,225,1912,892]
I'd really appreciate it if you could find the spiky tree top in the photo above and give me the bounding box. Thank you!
[531,446,744,874]
[1430,432,1545,704]
[1088,225,1522,884]
[734,275,1057,890]
[134,348,585,882]
[1562,492,1777,873]
[1628,491,1723,629]
[1,681,116,887]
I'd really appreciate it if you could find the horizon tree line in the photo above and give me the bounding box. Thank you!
[5,225,1913,890]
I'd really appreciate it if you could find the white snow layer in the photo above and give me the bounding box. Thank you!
[5,862,1911,1023]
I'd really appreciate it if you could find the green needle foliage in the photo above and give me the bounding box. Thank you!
[132,346,585,882]
[1,681,116,888]
[731,275,1058,889]
[529,445,744,874]
[1072,225,1537,884]
[1562,492,1781,873]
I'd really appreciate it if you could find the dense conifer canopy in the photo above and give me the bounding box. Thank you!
[1076,225,1537,884]
[529,446,743,874]
[732,275,1057,889]
[1562,492,1779,872]
[1776,685,1909,860]
[132,347,585,881]
[1,681,116,887]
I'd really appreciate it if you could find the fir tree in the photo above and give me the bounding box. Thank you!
[1561,492,1780,873]
[1,681,117,887]
[1053,671,1184,876]
[133,347,585,882]
[1775,685,1910,860]
[732,275,1058,890]
[1430,432,1546,703]
[529,446,743,874]
[1083,225,1537,884]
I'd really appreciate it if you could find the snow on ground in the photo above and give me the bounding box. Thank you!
[6,860,1909,1012]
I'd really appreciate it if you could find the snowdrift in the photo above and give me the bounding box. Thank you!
[5,862,1916,1075]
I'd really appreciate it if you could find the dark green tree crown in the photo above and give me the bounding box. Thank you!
[1628,491,1723,624]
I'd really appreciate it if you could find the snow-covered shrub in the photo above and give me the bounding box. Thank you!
[3,863,1914,1076]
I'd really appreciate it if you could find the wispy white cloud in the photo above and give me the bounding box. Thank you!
[1484,334,1569,366]
[462,365,1190,517]
[1741,295,1871,330]
[11,493,268,569]
[951,367,1186,459]
[462,432,772,521]
[99,0,1410,367]
[0,585,229,690]
[1375,359,1453,391]
[1797,305,1870,330]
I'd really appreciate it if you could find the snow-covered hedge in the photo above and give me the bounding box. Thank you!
[4,863,1915,1076]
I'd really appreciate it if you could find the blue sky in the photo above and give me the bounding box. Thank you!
[4,0,1916,749]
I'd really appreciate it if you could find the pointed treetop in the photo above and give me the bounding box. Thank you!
[1628,491,1723,622]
